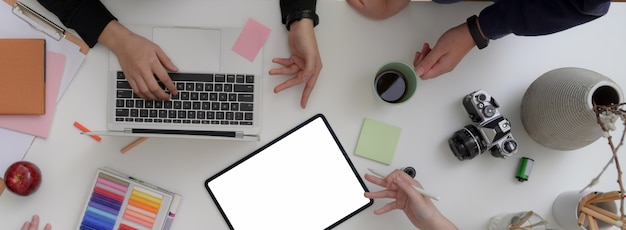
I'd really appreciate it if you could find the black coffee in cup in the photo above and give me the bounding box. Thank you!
[375,70,407,103]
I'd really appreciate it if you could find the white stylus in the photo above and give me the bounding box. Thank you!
[367,168,441,201]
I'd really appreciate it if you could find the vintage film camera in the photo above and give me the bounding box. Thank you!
[448,90,518,161]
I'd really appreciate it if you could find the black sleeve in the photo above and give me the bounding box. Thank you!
[479,0,610,40]
[37,0,117,47]
[280,0,317,25]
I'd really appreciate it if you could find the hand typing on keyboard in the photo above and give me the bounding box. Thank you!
[269,19,322,109]
[99,21,179,100]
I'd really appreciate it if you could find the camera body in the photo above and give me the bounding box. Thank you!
[448,90,518,161]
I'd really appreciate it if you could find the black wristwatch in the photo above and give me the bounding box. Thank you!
[467,15,489,49]
[285,9,319,31]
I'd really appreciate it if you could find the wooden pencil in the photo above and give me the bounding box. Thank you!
[578,212,587,226]
[588,214,600,230]
[586,203,620,221]
[581,206,618,226]
[121,137,149,154]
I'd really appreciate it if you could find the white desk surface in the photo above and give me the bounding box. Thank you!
[2,0,626,229]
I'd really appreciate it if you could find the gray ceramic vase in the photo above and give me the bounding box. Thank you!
[521,67,624,151]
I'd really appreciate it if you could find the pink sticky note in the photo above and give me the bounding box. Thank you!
[0,51,66,138]
[232,18,271,62]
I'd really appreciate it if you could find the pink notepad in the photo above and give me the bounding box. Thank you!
[0,51,66,138]
[232,18,271,62]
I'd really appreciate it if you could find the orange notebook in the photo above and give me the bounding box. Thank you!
[0,38,46,115]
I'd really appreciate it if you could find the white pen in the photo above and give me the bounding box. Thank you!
[367,168,441,201]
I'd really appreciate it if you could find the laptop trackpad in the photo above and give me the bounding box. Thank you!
[152,27,220,72]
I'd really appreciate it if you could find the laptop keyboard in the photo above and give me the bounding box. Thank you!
[115,71,254,126]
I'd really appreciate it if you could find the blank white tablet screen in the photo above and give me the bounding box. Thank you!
[206,116,371,229]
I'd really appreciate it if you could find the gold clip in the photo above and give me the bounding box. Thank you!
[13,1,65,41]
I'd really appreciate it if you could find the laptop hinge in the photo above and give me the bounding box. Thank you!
[129,128,243,138]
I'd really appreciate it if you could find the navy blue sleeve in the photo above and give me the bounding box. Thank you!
[37,0,116,47]
[280,0,317,25]
[479,0,610,40]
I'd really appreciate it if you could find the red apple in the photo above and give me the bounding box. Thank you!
[4,161,42,196]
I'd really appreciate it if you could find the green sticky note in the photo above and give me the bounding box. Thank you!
[354,118,402,165]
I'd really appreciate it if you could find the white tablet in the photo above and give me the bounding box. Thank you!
[205,114,372,229]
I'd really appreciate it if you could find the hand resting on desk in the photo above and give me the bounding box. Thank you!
[364,170,458,230]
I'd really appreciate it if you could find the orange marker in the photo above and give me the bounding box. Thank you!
[73,121,102,142]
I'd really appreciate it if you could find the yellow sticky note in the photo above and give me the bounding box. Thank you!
[354,118,401,165]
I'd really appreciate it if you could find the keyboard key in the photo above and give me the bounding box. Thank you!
[135,118,144,122]
[126,100,134,108]
[168,110,177,118]
[245,112,253,120]
[207,111,215,119]
[219,93,227,101]
[210,93,218,101]
[183,102,191,109]
[140,109,149,117]
[227,75,235,83]
[204,83,214,91]
[240,121,253,125]
[245,75,254,83]
[193,102,201,110]
[215,74,226,82]
[214,84,223,92]
[211,102,220,110]
[224,84,233,92]
[187,111,196,119]
[240,103,253,111]
[195,83,204,91]
[200,93,209,100]
[216,112,224,120]
[150,110,158,118]
[221,121,229,125]
[174,101,182,109]
[145,119,153,123]
[235,112,243,120]
[164,101,173,109]
[202,102,211,110]
[176,83,185,90]
[117,71,125,79]
[238,94,253,102]
[116,100,125,107]
[154,101,163,108]
[221,103,230,110]
[181,92,190,100]
[130,109,138,117]
[234,84,253,92]
[186,83,195,91]
[174,120,182,124]
[191,92,199,100]
[178,111,187,118]
[116,109,130,117]
[145,100,154,108]
[117,81,131,89]
[197,111,205,119]
[117,90,133,98]
[228,94,237,101]
[230,121,239,125]
[183,120,191,124]
[192,120,200,124]
[236,75,245,83]
[159,110,168,118]
[226,112,234,120]
[211,121,219,125]
[231,103,239,111]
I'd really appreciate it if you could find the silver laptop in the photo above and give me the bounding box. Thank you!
[90,25,263,141]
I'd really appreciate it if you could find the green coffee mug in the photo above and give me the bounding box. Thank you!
[373,62,418,104]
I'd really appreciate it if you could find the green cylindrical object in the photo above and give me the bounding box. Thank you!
[516,157,534,182]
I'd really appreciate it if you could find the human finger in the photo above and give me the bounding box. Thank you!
[44,223,52,230]
[268,64,300,76]
[151,65,174,100]
[374,201,400,215]
[21,221,31,230]
[134,71,159,100]
[28,215,39,230]
[272,57,294,67]
[273,73,306,93]
[364,189,396,199]
[364,173,386,187]
[155,47,178,96]
[413,43,431,67]
[346,0,366,10]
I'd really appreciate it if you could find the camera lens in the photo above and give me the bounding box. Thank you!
[448,125,484,161]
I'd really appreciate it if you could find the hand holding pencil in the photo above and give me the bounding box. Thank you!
[364,169,458,230]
